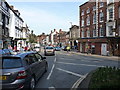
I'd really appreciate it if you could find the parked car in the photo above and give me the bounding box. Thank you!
[34,46,40,52]
[0,49,14,55]
[44,46,55,56]
[0,51,48,90]
[55,47,61,51]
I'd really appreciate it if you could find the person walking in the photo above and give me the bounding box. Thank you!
[66,46,70,52]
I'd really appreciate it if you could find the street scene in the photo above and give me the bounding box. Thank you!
[35,49,119,89]
[0,0,120,89]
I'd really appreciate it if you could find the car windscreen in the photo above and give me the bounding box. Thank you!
[46,47,54,49]
[2,57,22,69]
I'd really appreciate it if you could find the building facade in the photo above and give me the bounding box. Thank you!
[78,0,120,56]
[69,25,79,49]
[0,0,11,49]
[9,5,24,50]
[37,33,46,46]
[22,23,30,47]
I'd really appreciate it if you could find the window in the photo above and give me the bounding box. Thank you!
[99,12,104,22]
[93,26,96,37]
[93,6,96,11]
[35,53,42,61]
[109,8,113,19]
[99,2,104,8]
[87,8,90,13]
[81,17,84,27]
[93,13,96,24]
[27,54,38,64]
[86,15,90,25]
[87,30,90,37]
[3,57,22,69]
[108,26,113,35]
[81,29,84,38]
[99,26,104,36]
[81,10,84,16]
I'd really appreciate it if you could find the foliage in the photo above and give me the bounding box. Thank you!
[29,31,37,43]
[89,66,120,89]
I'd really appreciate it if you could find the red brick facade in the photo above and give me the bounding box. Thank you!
[78,1,120,56]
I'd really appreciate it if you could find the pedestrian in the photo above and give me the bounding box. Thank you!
[66,46,70,52]
[24,46,28,51]
[20,47,24,52]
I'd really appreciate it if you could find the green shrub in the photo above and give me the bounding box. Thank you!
[89,66,120,89]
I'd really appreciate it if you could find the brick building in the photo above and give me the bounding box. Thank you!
[37,33,46,46]
[78,0,120,56]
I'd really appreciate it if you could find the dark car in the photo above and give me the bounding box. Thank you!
[44,46,55,56]
[0,51,48,90]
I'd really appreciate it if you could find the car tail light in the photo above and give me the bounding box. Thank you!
[16,71,27,79]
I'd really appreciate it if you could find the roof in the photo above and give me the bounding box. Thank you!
[2,51,37,59]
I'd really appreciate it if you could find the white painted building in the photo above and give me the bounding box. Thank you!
[106,0,116,37]
[22,23,30,47]
[9,6,24,50]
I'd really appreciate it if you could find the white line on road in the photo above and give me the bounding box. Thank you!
[47,57,56,80]
[48,87,56,90]
[71,73,88,90]
[57,62,104,67]
[54,57,56,63]
[56,68,84,77]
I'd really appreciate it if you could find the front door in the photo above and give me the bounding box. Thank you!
[101,43,107,55]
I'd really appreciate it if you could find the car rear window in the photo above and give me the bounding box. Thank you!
[2,57,22,69]
[46,47,54,49]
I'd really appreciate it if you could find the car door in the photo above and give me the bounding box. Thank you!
[34,53,45,76]
[27,54,40,80]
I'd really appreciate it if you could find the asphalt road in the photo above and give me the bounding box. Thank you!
[35,51,119,89]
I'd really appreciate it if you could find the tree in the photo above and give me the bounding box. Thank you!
[29,30,37,43]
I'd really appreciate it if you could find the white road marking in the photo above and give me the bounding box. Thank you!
[56,68,84,77]
[47,57,56,80]
[71,73,88,89]
[57,62,104,67]
[48,87,56,90]
[54,57,56,63]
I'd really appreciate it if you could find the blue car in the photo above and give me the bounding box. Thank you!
[55,47,61,51]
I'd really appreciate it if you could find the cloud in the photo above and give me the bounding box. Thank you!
[18,8,72,34]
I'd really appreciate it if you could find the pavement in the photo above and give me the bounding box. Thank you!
[69,50,119,61]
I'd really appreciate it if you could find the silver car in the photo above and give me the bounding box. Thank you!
[44,46,55,56]
[0,51,48,90]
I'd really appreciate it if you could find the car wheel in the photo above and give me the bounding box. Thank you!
[30,77,36,90]
[45,63,48,72]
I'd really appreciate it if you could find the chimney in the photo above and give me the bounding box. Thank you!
[59,29,62,33]
[54,29,56,32]
[10,5,14,10]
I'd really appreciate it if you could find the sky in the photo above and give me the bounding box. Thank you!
[6,0,88,35]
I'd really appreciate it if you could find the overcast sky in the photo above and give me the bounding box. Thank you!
[6,0,88,35]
